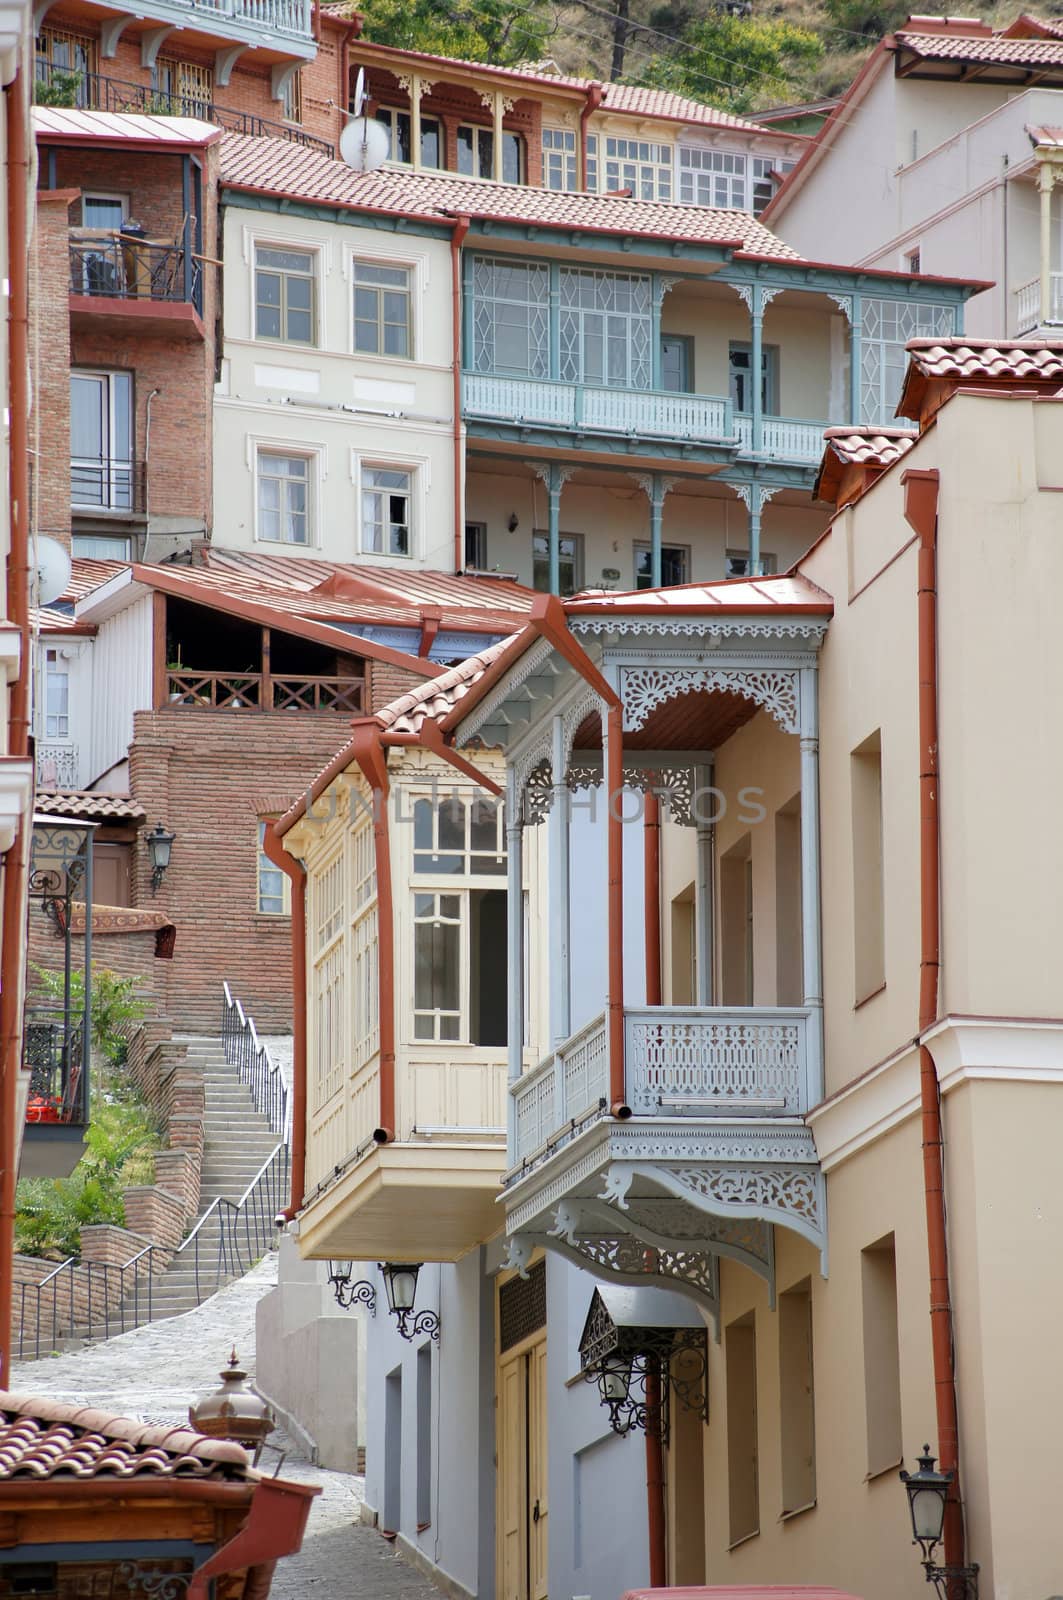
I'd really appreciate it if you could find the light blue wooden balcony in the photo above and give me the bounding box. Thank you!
[733,413,830,463]
[102,0,315,53]
[463,372,735,447]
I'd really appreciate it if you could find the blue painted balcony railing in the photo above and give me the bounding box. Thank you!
[511,1005,813,1168]
[463,372,734,444]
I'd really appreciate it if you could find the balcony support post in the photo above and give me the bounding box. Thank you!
[849,291,863,425]
[261,627,273,710]
[181,155,193,307]
[492,90,504,183]
[604,693,627,1114]
[695,760,714,1006]
[410,73,422,173]
[1039,163,1056,329]
[542,463,572,597]
[548,714,571,1063]
[651,277,665,392]
[506,766,525,1157]
[751,285,764,455]
[798,665,823,1106]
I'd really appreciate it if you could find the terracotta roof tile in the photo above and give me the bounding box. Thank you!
[1028,123,1063,145]
[35,790,146,821]
[376,634,522,734]
[895,28,1063,64]
[904,336,1063,381]
[218,133,803,259]
[598,82,792,134]
[0,1393,251,1480]
[819,425,916,467]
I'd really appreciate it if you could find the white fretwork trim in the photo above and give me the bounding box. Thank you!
[570,617,828,645]
[827,293,854,322]
[455,634,555,745]
[561,686,604,772]
[621,665,800,736]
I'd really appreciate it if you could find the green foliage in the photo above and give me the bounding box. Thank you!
[31,965,148,1066]
[360,0,556,65]
[15,1096,160,1260]
[640,12,824,114]
[33,69,83,108]
[820,0,910,40]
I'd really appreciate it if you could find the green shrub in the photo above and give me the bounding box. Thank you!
[31,965,148,1067]
[33,70,84,108]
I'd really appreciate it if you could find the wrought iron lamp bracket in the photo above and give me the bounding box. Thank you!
[331,1277,377,1314]
[394,1307,440,1343]
[922,1563,979,1600]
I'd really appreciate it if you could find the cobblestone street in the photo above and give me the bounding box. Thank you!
[11,1254,444,1600]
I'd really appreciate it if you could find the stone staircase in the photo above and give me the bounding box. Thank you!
[84,1035,285,1335]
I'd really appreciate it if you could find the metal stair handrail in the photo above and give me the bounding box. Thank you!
[174,1141,290,1305]
[222,982,290,1142]
[16,1244,158,1362]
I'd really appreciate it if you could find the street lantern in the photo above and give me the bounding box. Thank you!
[146,821,175,895]
[901,1446,951,1558]
[327,1260,376,1313]
[899,1447,979,1600]
[190,1349,274,1464]
[379,1262,440,1342]
[578,1285,708,1440]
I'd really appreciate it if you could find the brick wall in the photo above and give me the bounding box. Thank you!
[44,140,220,541]
[38,7,345,150]
[128,707,362,1031]
[367,659,428,712]
[32,191,77,550]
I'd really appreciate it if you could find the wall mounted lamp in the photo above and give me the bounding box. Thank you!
[146,821,175,896]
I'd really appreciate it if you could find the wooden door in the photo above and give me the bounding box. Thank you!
[497,1330,548,1600]
[528,1335,549,1600]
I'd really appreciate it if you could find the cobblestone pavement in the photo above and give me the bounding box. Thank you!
[11,1253,445,1600]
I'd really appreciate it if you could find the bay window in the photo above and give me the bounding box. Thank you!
[602,135,672,200]
[559,268,652,388]
[470,257,549,378]
[411,795,506,1047]
[680,147,746,208]
[860,298,953,424]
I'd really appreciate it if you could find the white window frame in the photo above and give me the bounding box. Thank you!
[680,146,747,209]
[80,190,128,232]
[250,436,324,548]
[351,256,414,360]
[602,134,673,201]
[408,790,506,1046]
[352,452,426,563]
[70,368,133,511]
[542,126,578,192]
[345,244,426,364]
[257,821,291,915]
[250,236,321,348]
[44,647,70,741]
[375,105,443,169]
[633,541,691,589]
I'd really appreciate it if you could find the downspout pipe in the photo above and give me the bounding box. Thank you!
[348,722,395,1142]
[902,465,965,1576]
[580,83,604,190]
[450,215,470,573]
[0,70,32,1390]
[643,794,666,1585]
[262,825,307,1223]
[187,1475,319,1600]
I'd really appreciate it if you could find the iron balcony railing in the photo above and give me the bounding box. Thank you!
[35,65,331,153]
[23,1007,87,1126]
[71,456,146,515]
[70,238,202,313]
[168,671,365,714]
[35,743,79,788]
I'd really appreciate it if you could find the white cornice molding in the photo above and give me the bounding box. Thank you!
[807,1041,920,1173]
[924,1014,1063,1095]
[810,1016,1063,1172]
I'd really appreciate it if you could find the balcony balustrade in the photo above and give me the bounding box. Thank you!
[70,238,202,313]
[512,1006,812,1168]
[35,67,331,152]
[1015,272,1063,333]
[733,413,829,462]
[463,372,734,445]
[166,672,364,712]
[72,457,146,516]
[36,744,79,789]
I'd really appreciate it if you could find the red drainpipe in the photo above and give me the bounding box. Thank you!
[580,83,604,190]
[262,825,307,1222]
[186,1475,319,1600]
[450,215,471,573]
[902,465,965,1574]
[642,800,666,1585]
[349,722,395,1141]
[0,70,32,1390]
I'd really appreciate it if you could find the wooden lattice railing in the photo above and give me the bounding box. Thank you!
[166,672,364,713]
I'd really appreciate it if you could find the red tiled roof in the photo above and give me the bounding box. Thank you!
[894,28,1063,64]
[0,1393,251,1479]
[819,425,916,467]
[33,108,222,149]
[35,790,146,821]
[904,336,1063,380]
[376,634,522,734]
[218,133,803,259]
[1004,13,1063,38]
[34,558,126,634]
[564,573,834,614]
[598,82,796,135]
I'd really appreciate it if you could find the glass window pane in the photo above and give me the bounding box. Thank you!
[287,308,311,343]
[457,127,474,174]
[257,247,313,273]
[438,800,464,852]
[414,800,433,853]
[256,304,281,339]
[469,802,499,854]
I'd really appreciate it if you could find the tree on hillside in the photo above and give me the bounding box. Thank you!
[640,11,823,114]
[820,0,910,41]
[360,0,557,64]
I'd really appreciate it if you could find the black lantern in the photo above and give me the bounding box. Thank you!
[899,1447,979,1600]
[578,1285,708,1440]
[146,821,175,896]
[327,1260,376,1313]
[380,1262,440,1342]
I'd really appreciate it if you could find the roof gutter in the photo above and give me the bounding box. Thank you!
[187,1474,319,1600]
[262,823,308,1224]
[580,82,604,191]
[450,214,470,574]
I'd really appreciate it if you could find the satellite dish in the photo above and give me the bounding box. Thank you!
[34,536,72,607]
[352,66,366,118]
[340,115,390,174]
